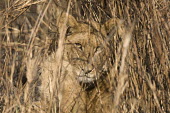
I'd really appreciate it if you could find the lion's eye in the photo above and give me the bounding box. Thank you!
[75,43,83,50]
[66,27,73,36]
[95,46,102,53]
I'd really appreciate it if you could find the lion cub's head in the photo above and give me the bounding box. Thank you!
[58,13,124,84]
[64,31,108,83]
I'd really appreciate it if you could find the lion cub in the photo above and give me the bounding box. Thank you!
[39,12,124,112]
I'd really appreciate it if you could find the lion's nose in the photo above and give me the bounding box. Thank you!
[83,63,94,74]
[85,69,93,74]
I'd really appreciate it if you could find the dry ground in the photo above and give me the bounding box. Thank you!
[0,0,169,113]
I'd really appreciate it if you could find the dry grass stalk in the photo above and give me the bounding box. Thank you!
[0,0,169,113]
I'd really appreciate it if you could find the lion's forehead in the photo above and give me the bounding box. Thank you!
[66,32,100,45]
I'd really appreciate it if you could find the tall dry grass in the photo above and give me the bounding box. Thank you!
[0,0,169,113]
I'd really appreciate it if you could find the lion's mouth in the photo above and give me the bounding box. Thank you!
[76,67,108,91]
[77,75,97,83]
[76,68,96,82]
[77,67,107,83]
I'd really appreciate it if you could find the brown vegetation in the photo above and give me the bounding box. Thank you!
[0,0,169,113]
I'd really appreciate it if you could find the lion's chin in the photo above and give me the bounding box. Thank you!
[77,75,98,83]
[75,67,108,83]
[74,69,98,83]
[76,73,99,91]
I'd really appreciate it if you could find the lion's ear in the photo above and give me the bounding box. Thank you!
[67,14,78,27]
[102,18,117,32]
[57,11,78,28]
[102,18,125,38]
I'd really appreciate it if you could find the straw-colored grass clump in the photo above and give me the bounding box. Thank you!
[0,0,169,113]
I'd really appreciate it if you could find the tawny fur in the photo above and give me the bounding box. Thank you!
[29,12,124,112]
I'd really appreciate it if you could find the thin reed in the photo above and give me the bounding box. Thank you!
[0,0,169,113]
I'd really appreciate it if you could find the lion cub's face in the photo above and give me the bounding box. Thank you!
[58,13,124,84]
[64,31,107,83]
